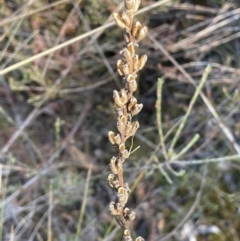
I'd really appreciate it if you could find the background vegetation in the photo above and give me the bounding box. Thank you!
[0,0,240,240]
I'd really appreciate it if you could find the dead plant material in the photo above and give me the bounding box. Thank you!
[108,0,147,240]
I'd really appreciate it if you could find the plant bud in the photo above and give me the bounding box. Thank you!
[120,89,128,104]
[131,103,143,116]
[138,54,147,70]
[108,131,116,145]
[118,187,128,206]
[113,90,124,107]
[113,13,127,29]
[136,26,148,42]
[117,60,124,76]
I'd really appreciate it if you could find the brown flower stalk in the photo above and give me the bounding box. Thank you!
[108,0,147,240]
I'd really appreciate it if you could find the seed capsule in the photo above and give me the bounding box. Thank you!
[121,11,131,27]
[128,96,137,111]
[108,131,116,145]
[123,64,130,76]
[117,60,124,76]
[117,115,127,134]
[118,187,128,206]
[124,0,135,10]
[136,26,148,42]
[133,55,139,72]
[131,103,143,116]
[126,75,137,93]
[113,13,127,29]
[113,90,124,107]
[132,0,141,13]
[132,21,141,39]
[120,89,128,104]
[138,54,147,70]
[127,42,135,56]
[121,48,132,63]
[114,133,122,145]
[110,156,119,174]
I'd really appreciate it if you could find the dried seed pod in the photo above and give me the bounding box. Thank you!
[128,96,137,111]
[129,121,139,137]
[119,143,125,152]
[109,202,121,216]
[127,42,135,56]
[136,26,148,42]
[113,13,127,29]
[132,0,141,12]
[116,107,124,117]
[133,54,139,72]
[132,21,141,39]
[118,187,128,206]
[108,174,120,189]
[131,103,143,116]
[123,29,130,43]
[125,121,132,137]
[117,60,124,76]
[114,133,122,145]
[120,149,129,159]
[110,156,119,174]
[126,75,137,93]
[135,237,144,241]
[123,207,130,217]
[121,11,131,27]
[108,131,116,145]
[129,211,136,221]
[113,90,124,107]
[117,115,127,134]
[120,89,128,104]
[138,54,147,70]
[121,48,132,63]
[124,229,133,241]
[124,0,135,10]
[122,64,130,76]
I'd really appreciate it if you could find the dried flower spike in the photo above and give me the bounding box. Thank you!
[108,0,147,239]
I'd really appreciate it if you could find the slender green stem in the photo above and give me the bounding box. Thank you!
[156,78,169,160]
[75,165,92,240]
[168,65,212,157]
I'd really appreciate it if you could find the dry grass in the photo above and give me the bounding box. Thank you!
[0,0,240,241]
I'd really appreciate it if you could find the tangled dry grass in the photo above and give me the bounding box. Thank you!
[1,0,240,241]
